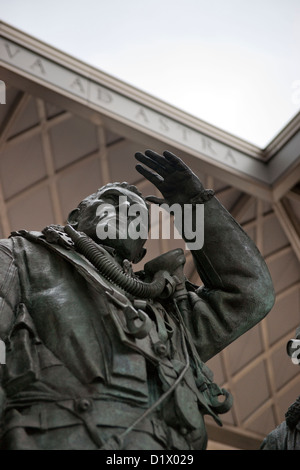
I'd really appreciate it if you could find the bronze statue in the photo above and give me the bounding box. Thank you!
[0,150,275,450]
[261,327,300,450]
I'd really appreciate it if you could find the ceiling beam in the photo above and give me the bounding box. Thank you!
[1,21,300,204]
[271,163,300,202]
[286,187,300,204]
[273,200,300,263]
[0,90,29,149]
[230,194,253,221]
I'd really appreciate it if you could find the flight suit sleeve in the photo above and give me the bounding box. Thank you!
[185,195,275,362]
[0,239,21,340]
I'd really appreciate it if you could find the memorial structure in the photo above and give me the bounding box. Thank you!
[0,22,299,449]
[0,149,274,449]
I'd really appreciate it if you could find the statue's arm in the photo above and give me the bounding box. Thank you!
[0,239,20,340]
[186,195,275,361]
[0,239,20,424]
[135,150,275,361]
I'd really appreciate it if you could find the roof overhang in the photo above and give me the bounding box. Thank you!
[0,21,299,203]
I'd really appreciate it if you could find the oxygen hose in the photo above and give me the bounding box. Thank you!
[64,224,167,299]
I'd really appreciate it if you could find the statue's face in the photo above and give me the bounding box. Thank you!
[75,186,149,262]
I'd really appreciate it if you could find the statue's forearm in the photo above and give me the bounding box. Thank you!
[0,240,21,339]
[175,195,275,360]
[193,196,266,285]
[184,195,275,318]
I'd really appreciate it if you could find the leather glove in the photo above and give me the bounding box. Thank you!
[135,150,213,206]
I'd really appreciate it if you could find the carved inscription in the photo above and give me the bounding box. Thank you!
[30,58,46,75]
[0,37,269,182]
[4,42,20,59]
[70,77,86,93]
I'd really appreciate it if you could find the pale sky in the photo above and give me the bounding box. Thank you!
[1,0,300,148]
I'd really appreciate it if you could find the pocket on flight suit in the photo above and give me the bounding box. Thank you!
[3,303,41,397]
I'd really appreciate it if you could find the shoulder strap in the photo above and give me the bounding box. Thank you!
[10,229,122,299]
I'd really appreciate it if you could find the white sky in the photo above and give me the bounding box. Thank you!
[1,0,300,148]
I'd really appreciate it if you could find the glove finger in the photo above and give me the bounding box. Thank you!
[163,150,189,171]
[144,149,175,171]
[135,152,168,177]
[135,164,164,188]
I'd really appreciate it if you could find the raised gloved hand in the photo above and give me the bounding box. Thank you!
[135,150,213,205]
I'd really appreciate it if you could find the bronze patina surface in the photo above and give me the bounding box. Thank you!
[0,150,275,450]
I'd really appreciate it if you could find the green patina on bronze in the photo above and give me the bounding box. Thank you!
[0,150,275,450]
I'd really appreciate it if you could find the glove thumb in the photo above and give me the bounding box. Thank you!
[145,196,166,205]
